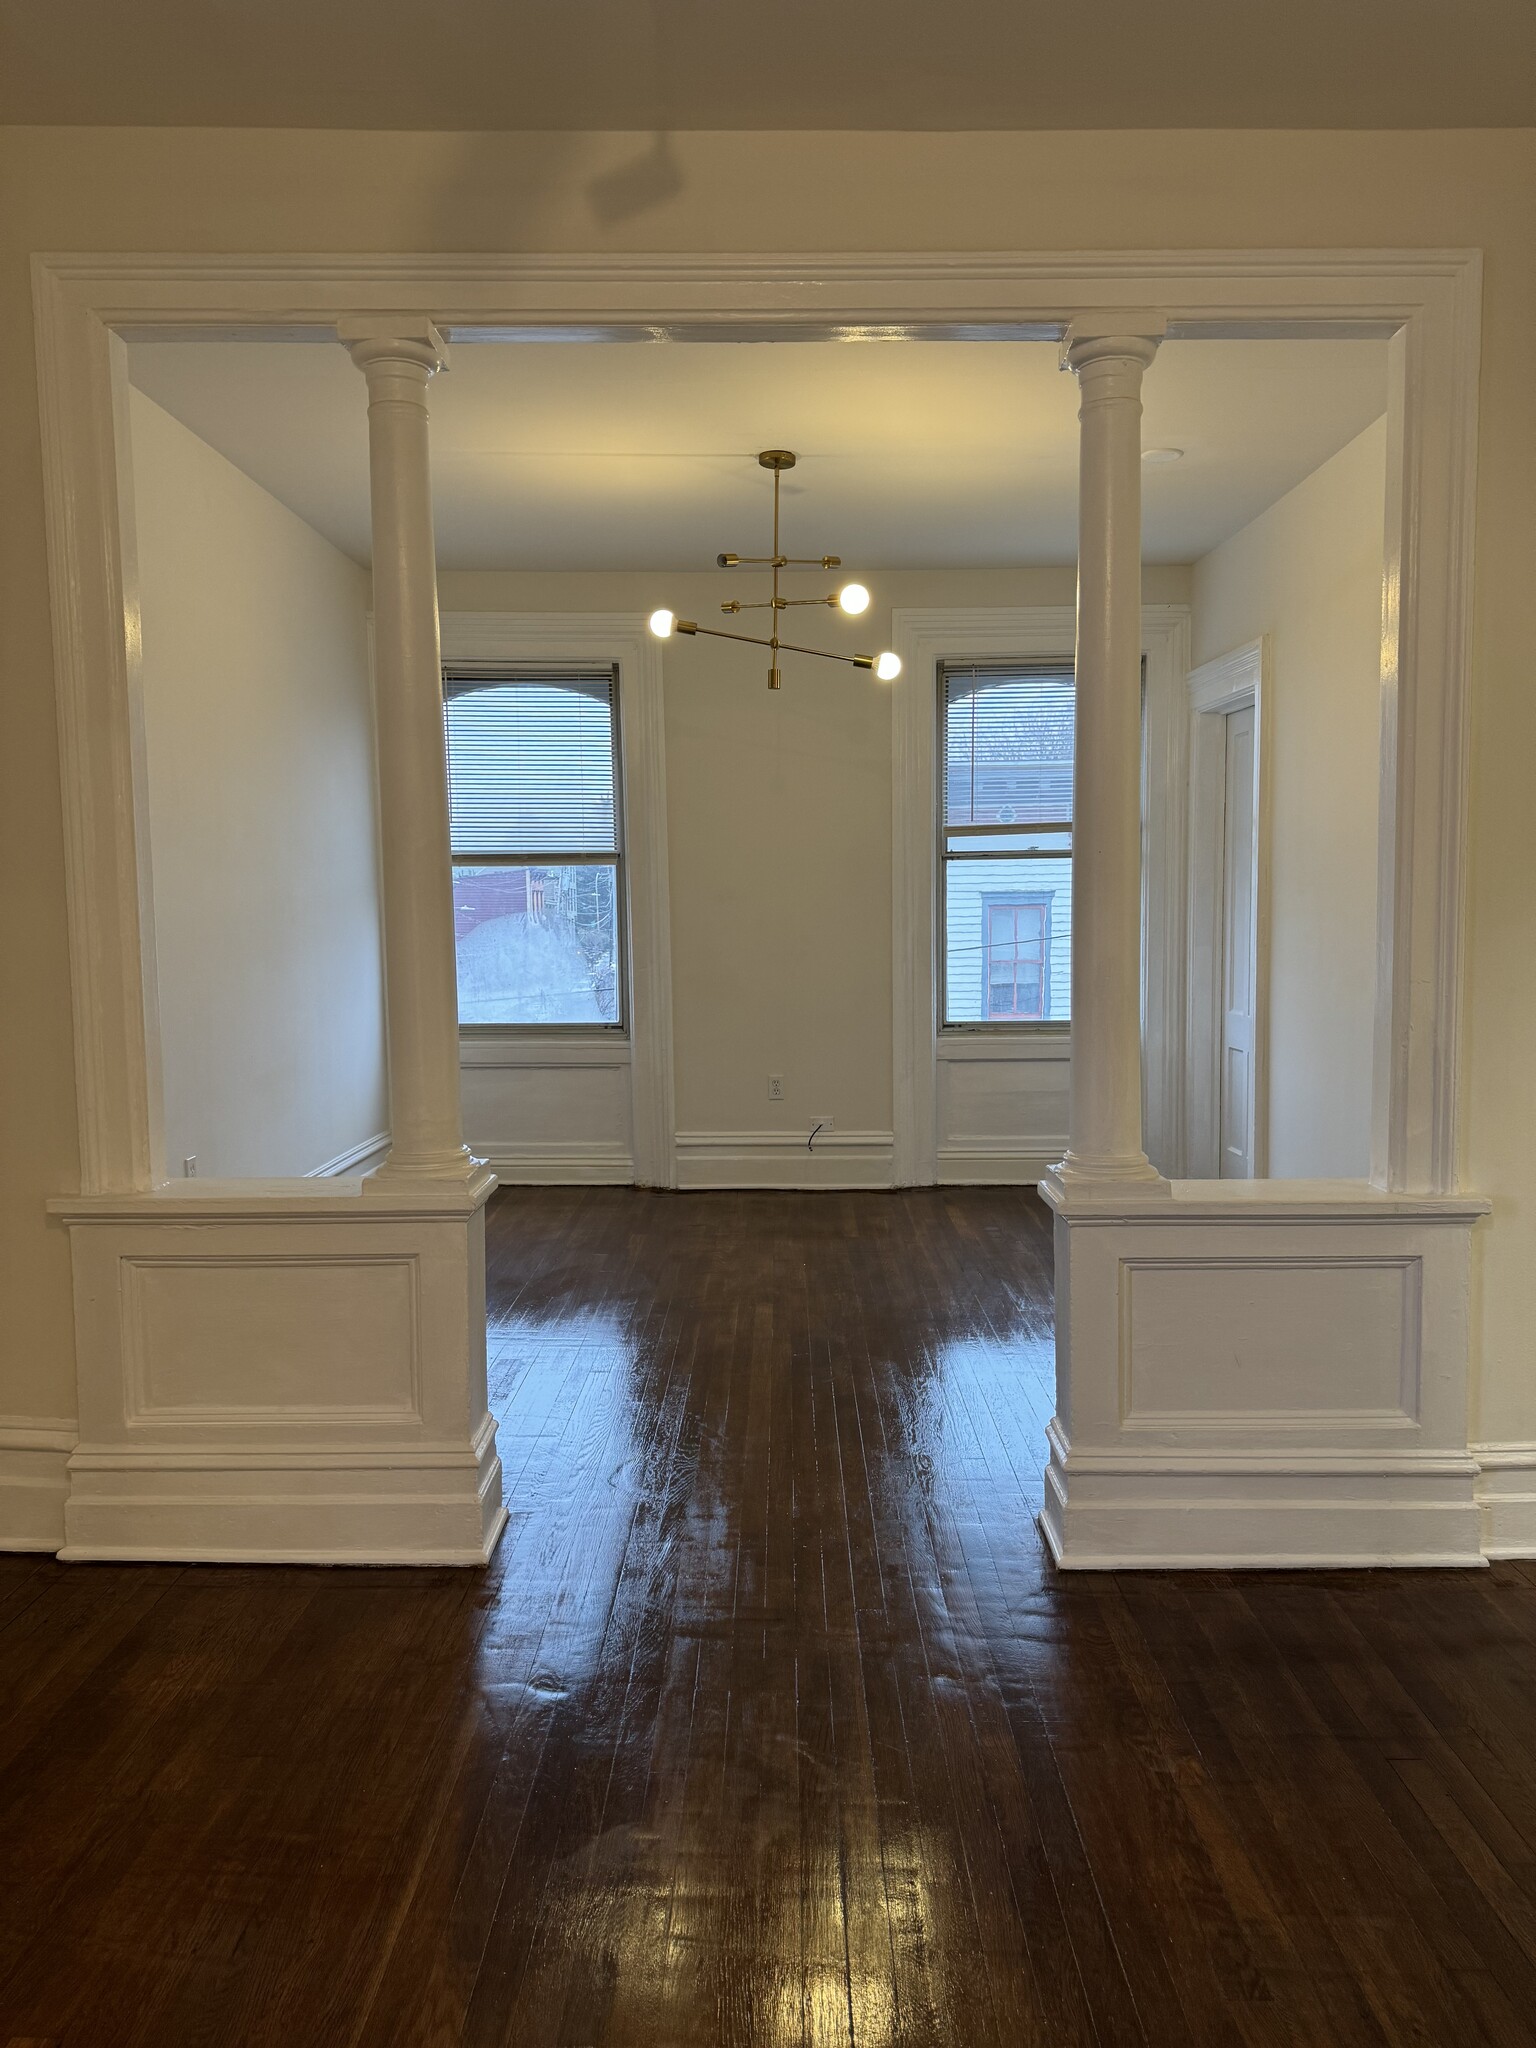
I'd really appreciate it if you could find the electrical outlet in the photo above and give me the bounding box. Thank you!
[182,1155,198,1178]
[767,1075,784,1101]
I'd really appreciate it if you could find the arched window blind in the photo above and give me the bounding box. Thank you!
[444,670,618,856]
[939,660,1075,1026]
[942,661,1075,830]
[442,667,624,1028]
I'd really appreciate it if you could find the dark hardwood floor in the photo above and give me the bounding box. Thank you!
[6,1187,1536,2043]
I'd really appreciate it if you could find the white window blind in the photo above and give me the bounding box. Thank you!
[443,668,624,1027]
[939,660,1075,1026]
[943,663,1075,830]
[444,671,618,856]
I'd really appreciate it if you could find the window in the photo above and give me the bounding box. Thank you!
[984,897,1050,1019]
[443,667,624,1026]
[940,660,1073,1026]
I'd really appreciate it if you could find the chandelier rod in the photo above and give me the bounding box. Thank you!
[672,618,878,670]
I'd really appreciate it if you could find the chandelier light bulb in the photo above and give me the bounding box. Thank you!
[648,608,676,639]
[874,650,902,682]
[837,582,871,616]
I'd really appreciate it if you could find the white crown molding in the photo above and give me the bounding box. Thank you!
[32,246,1484,330]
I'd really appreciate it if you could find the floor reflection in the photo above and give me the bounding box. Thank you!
[474,1185,1059,2046]
[10,1187,1533,2042]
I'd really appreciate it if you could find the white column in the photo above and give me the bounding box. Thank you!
[340,317,473,1183]
[1055,315,1167,1187]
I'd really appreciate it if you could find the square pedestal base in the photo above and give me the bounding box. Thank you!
[51,1174,506,1566]
[1040,1176,1488,1570]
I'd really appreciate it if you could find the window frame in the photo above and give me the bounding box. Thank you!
[981,892,1053,1022]
[443,661,629,1034]
[936,656,1075,1034]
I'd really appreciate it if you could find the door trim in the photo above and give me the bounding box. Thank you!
[1186,638,1270,1178]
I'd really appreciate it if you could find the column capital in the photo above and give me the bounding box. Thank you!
[1060,314,1167,376]
[338,316,449,378]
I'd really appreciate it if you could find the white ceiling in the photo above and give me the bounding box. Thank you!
[3,0,1530,127]
[128,337,1388,572]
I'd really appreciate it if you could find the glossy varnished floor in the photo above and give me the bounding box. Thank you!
[7,1191,1536,2044]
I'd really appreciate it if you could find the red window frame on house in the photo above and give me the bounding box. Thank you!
[983,898,1049,1020]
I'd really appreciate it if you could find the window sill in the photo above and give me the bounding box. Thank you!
[936,1029,1071,1062]
[459,1029,632,1070]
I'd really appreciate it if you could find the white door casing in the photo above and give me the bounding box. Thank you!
[1219,702,1259,1178]
[1186,639,1270,1181]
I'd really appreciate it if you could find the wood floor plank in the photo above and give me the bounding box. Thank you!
[8,1186,1536,2046]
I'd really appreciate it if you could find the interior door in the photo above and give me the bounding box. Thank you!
[1219,704,1258,1178]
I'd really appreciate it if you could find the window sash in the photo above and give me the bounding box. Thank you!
[937,659,1074,1031]
[984,901,1049,1020]
[444,665,627,1030]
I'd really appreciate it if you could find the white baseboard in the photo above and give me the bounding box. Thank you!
[1041,1418,1486,1570]
[306,1130,391,1178]
[478,1142,635,1185]
[1473,1443,1536,1558]
[59,1415,508,1566]
[675,1130,894,1190]
[937,1143,1064,1186]
[0,1417,75,1552]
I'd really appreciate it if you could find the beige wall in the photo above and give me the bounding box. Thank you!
[440,567,1189,1142]
[3,127,1532,1448]
[1191,417,1387,1179]
[130,387,386,1179]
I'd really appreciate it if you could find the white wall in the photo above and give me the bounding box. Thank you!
[438,566,1191,1180]
[1,125,1530,1519]
[129,386,387,1179]
[1191,417,1388,1179]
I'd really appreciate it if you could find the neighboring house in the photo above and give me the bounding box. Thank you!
[943,670,1074,1024]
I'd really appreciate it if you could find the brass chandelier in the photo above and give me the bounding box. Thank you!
[648,450,902,690]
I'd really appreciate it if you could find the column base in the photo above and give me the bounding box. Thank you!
[49,1176,506,1566]
[365,1147,489,1191]
[1042,1177,1489,1570]
[1043,1155,1168,1199]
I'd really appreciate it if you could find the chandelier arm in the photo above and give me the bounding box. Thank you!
[677,621,875,669]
